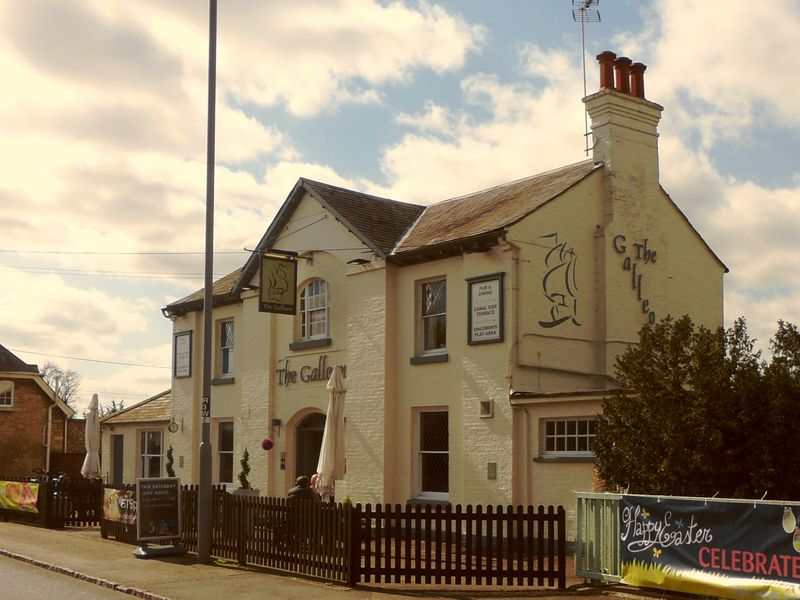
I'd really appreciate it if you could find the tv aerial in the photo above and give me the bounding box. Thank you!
[572,0,601,156]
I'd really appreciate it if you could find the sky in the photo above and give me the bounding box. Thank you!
[2,1,799,415]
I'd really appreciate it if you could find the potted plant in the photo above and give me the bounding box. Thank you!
[233,448,259,496]
[166,445,176,477]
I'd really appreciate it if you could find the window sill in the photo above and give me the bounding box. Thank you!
[533,455,595,463]
[289,338,332,351]
[410,353,448,365]
[211,377,235,386]
[407,497,451,507]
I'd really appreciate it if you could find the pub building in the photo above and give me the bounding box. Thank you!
[115,53,726,538]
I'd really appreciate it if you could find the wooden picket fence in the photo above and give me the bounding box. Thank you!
[358,503,566,587]
[0,475,103,528]
[101,485,566,588]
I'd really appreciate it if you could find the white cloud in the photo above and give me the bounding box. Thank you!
[620,0,800,148]
[374,45,586,203]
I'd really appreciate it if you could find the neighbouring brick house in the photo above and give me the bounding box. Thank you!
[0,344,81,477]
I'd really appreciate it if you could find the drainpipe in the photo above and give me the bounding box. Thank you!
[45,405,54,472]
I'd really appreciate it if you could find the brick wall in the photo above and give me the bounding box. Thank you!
[0,377,71,477]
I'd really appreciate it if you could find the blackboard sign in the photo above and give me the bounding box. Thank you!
[136,477,181,543]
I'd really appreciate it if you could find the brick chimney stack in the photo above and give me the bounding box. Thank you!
[583,50,664,216]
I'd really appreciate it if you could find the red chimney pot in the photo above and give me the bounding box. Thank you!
[614,57,632,94]
[630,62,647,99]
[596,51,617,90]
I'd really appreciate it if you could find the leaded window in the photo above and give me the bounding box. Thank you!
[421,279,446,352]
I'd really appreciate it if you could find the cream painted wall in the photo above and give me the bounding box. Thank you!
[512,172,607,393]
[388,246,517,507]
[100,424,177,484]
[513,397,603,537]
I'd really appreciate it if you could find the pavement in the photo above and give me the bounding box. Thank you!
[0,521,633,600]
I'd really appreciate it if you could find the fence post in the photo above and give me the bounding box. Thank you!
[236,495,246,566]
[557,506,566,589]
[347,503,362,587]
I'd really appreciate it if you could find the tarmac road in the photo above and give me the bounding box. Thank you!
[0,521,622,600]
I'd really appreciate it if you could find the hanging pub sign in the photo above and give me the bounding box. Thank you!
[466,272,504,344]
[259,251,298,315]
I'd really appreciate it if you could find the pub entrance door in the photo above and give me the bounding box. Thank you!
[295,412,325,480]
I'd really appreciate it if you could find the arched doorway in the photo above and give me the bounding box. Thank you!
[295,412,325,480]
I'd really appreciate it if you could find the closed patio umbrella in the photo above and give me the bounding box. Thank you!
[81,393,101,479]
[315,365,346,502]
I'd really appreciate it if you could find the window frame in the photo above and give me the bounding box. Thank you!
[541,417,597,458]
[298,278,330,342]
[217,319,235,378]
[417,276,447,356]
[413,407,449,501]
[0,380,14,408]
[139,430,163,478]
[216,420,234,485]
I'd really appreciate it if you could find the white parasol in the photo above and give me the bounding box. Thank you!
[81,393,101,479]
[315,365,346,502]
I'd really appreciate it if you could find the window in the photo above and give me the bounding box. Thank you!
[0,381,13,407]
[218,320,234,377]
[217,421,234,484]
[139,430,163,477]
[420,278,446,353]
[299,279,329,340]
[417,410,449,499]
[543,418,597,456]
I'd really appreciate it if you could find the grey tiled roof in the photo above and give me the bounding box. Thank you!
[164,268,243,314]
[0,344,38,373]
[394,160,599,255]
[302,179,425,255]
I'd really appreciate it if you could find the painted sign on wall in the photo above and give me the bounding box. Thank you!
[620,495,800,599]
[613,235,658,324]
[538,233,581,328]
[173,331,192,378]
[276,354,346,387]
[467,273,504,344]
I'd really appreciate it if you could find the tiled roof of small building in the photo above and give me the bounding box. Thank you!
[101,390,172,425]
[394,159,599,255]
[302,179,425,255]
[0,343,38,373]
[164,268,243,314]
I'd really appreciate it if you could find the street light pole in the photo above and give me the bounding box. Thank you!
[198,0,217,564]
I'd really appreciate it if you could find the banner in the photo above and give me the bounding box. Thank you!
[103,488,137,525]
[620,495,800,599]
[0,481,39,513]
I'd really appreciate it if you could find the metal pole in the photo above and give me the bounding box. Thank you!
[198,0,217,564]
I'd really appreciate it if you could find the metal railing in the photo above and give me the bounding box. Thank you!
[574,492,621,582]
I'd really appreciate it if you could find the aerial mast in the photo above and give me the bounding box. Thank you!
[572,0,601,156]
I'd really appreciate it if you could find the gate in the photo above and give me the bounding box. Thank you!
[574,492,621,582]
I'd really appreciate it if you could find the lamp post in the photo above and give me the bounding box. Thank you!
[198,0,217,563]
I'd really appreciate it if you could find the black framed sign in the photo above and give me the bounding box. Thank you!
[466,272,504,345]
[136,477,182,543]
[173,331,192,378]
[259,252,297,315]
